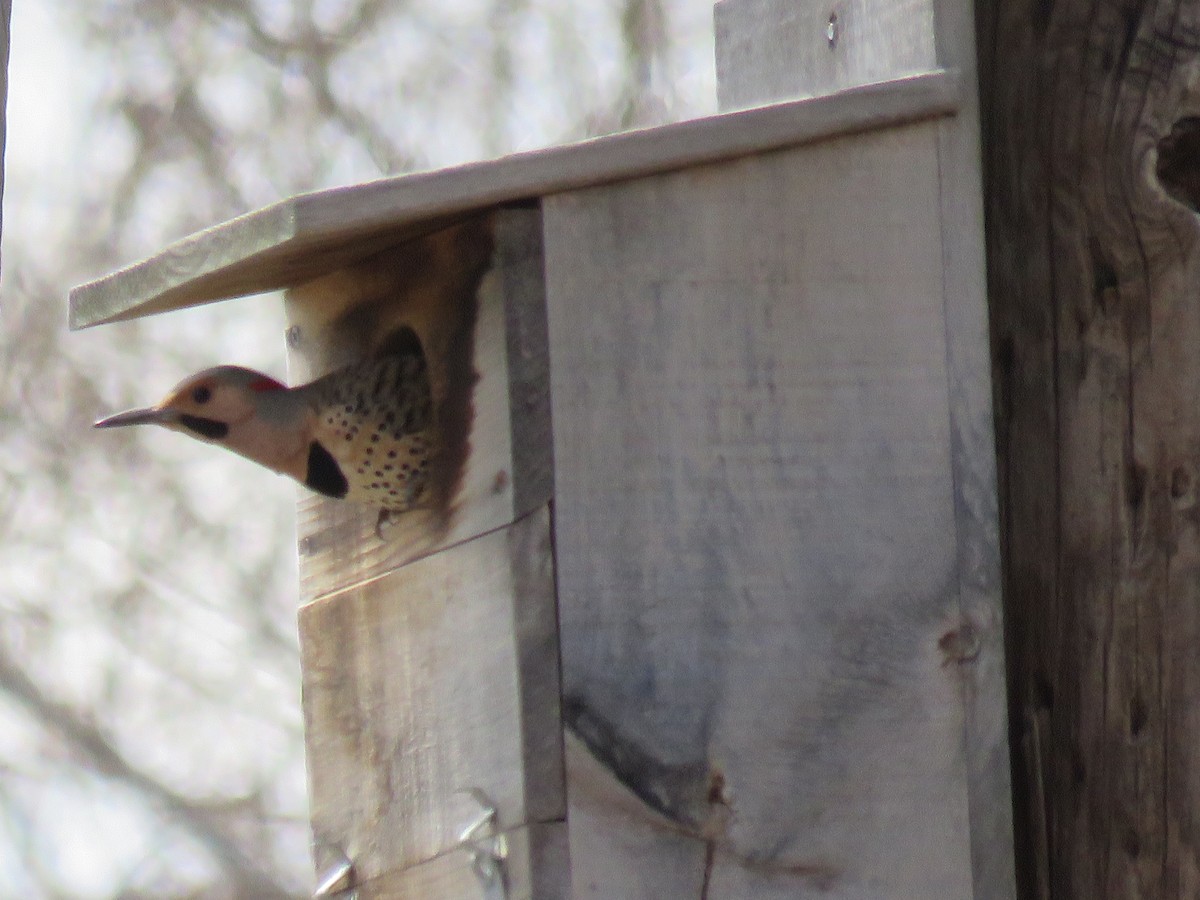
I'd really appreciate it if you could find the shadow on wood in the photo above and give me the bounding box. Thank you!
[286,210,550,602]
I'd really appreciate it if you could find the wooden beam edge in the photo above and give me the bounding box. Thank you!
[69,68,962,330]
[68,201,297,329]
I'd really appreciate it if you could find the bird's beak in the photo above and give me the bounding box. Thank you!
[93,406,176,429]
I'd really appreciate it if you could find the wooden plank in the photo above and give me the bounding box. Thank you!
[714,0,937,108]
[714,3,1014,897]
[68,70,962,330]
[925,0,1015,896]
[285,209,550,603]
[301,506,566,892]
[980,0,1200,895]
[544,124,979,898]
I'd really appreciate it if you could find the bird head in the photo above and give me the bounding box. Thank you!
[94,366,311,479]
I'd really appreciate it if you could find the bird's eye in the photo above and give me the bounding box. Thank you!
[192,385,212,404]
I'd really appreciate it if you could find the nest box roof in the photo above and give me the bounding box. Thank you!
[69,70,960,330]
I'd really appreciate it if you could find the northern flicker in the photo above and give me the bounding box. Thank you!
[94,327,436,527]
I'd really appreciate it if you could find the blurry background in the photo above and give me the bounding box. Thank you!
[0,2,715,895]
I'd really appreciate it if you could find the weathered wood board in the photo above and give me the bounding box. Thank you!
[68,72,962,330]
[287,206,563,896]
[285,208,550,603]
[544,122,990,898]
[715,0,937,109]
[301,506,566,896]
[713,2,1012,897]
[980,0,1200,893]
[564,732,708,898]
[341,822,569,900]
[920,0,1016,891]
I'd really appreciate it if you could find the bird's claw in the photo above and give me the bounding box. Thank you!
[375,508,393,541]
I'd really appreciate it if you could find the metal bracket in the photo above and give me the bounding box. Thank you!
[458,788,509,900]
[312,793,510,899]
[313,846,356,900]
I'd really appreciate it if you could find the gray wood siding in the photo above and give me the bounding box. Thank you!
[289,210,565,896]
[715,0,937,109]
[545,123,979,898]
[301,508,567,898]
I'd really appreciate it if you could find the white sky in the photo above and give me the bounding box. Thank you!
[5,4,90,249]
[0,6,303,893]
[6,4,76,169]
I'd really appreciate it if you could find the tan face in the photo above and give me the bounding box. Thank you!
[155,373,258,441]
[95,366,310,482]
[95,373,254,443]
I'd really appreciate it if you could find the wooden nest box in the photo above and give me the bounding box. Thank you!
[70,2,1015,897]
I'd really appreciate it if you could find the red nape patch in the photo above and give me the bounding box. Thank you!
[248,376,287,393]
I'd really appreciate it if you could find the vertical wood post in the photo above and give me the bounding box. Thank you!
[981,0,1200,895]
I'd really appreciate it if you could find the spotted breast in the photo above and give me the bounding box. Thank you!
[303,334,436,512]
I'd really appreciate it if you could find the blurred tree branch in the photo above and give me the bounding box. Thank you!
[0,645,292,897]
[0,0,711,894]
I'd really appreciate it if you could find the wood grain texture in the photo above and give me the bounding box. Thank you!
[301,506,566,892]
[925,0,1016,895]
[564,732,708,899]
[344,822,569,900]
[980,0,1200,894]
[715,0,937,109]
[68,71,962,330]
[714,4,1014,896]
[285,209,550,603]
[545,125,981,898]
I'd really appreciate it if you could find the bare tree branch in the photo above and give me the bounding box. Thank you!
[0,645,295,898]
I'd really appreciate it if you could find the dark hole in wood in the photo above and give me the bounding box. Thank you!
[1156,117,1200,213]
[1090,236,1118,301]
[1123,827,1141,859]
[994,332,1015,377]
[992,333,1015,421]
[1171,466,1191,499]
[938,622,980,666]
[707,769,726,806]
[1126,461,1147,511]
[1032,0,1053,34]
[1032,672,1054,710]
[1129,694,1148,737]
[1116,6,1140,75]
[1071,746,1086,786]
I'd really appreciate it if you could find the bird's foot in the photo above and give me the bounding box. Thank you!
[374,502,437,541]
[375,508,396,541]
